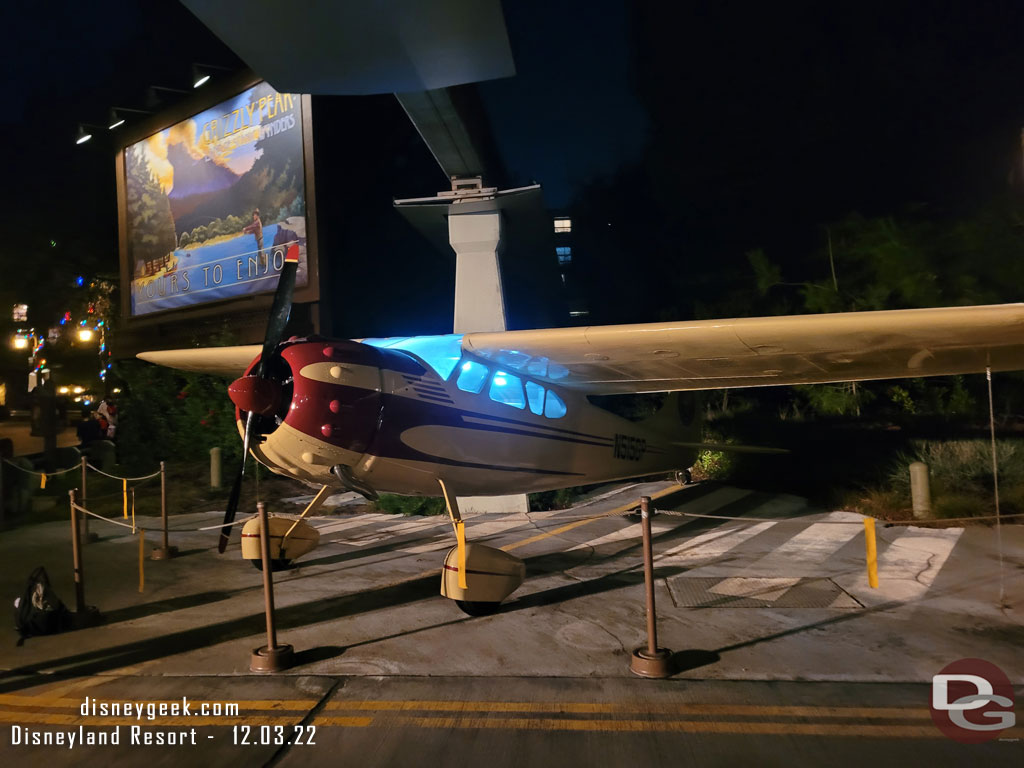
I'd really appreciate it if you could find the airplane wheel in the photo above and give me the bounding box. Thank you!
[455,600,501,617]
[250,558,293,572]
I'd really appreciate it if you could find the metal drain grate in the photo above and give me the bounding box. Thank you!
[666,576,861,608]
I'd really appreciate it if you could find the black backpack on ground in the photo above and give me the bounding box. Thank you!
[14,567,69,646]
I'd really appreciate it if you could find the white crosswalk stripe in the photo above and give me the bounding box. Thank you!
[657,522,777,568]
[737,512,864,577]
[835,526,962,604]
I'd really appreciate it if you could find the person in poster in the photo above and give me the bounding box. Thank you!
[242,208,266,269]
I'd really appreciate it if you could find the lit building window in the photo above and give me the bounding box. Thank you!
[12,304,28,322]
[553,217,572,234]
[556,246,572,264]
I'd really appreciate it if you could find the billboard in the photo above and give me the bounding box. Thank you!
[123,81,310,316]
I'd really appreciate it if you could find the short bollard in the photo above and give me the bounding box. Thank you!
[151,461,178,560]
[251,502,294,672]
[910,461,931,520]
[629,496,674,678]
[210,447,222,489]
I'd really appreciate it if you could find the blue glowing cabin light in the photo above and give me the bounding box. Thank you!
[363,334,464,380]
[544,390,567,418]
[456,360,489,393]
[525,381,545,415]
[489,371,525,409]
[495,350,530,370]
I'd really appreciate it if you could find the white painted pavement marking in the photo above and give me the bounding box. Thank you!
[739,511,864,577]
[836,526,963,604]
[398,516,529,554]
[657,522,777,569]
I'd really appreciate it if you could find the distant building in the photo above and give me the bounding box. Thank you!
[552,213,589,323]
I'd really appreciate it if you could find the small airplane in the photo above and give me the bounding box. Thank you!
[140,249,1024,614]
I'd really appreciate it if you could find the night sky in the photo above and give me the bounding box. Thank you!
[3,1,1024,335]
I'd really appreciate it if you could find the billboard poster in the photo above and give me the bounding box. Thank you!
[125,82,308,316]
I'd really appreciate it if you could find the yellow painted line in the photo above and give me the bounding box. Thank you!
[315,714,968,739]
[0,711,307,727]
[0,694,318,711]
[0,695,932,721]
[324,700,931,719]
[501,485,683,553]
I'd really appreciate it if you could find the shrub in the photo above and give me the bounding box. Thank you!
[374,494,446,516]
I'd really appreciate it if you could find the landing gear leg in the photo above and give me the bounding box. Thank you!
[437,478,468,590]
[675,469,693,486]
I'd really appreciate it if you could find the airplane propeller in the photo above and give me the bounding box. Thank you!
[219,245,301,553]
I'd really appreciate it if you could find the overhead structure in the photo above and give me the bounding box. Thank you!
[181,0,515,95]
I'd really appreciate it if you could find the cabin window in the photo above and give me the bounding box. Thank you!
[544,390,567,419]
[456,360,489,393]
[525,381,545,415]
[489,371,526,409]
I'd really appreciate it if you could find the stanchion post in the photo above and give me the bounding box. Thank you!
[69,490,86,614]
[151,460,177,560]
[79,456,97,543]
[629,495,674,678]
[250,501,294,672]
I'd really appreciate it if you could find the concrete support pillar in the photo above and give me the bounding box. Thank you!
[449,210,529,516]
[450,211,508,333]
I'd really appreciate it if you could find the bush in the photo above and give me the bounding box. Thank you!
[888,440,1021,496]
[374,494,446,516]
[528,486,582,511]
[885,439,1021,520]
[113,359,241,474]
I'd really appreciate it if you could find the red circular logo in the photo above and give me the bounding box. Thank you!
[930,658,1016,743]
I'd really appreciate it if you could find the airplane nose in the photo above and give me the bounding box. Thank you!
[228,374,283,417]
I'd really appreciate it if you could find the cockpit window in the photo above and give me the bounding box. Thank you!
[451,355,568,419]
[363,334,464,381]
[489,371,526,409]
[456,360,490,393]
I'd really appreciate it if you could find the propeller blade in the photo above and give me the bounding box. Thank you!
[257,251,299,377]
[218,410,256,553]
[219,248,298,551]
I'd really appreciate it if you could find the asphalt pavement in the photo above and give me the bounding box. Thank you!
[0,480,1021,766]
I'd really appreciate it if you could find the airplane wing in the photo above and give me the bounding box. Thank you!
[136,346,262,378]
[462,303,1024,394]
